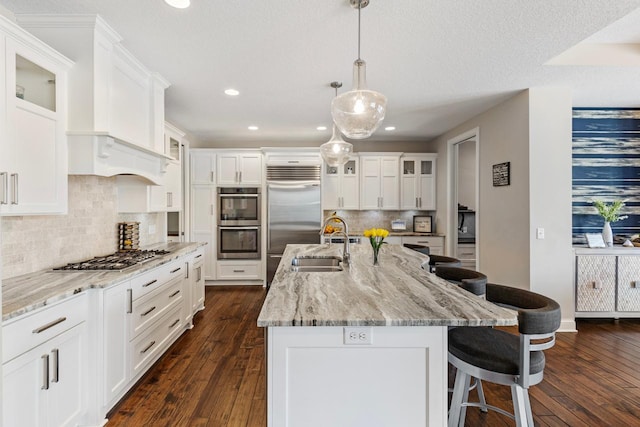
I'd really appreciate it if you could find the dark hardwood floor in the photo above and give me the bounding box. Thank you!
[108,286,640,426]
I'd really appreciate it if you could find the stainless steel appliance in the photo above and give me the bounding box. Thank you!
[217,225,261,259]
[217,187,261,226]
[53,250,170,271]
[457,210,476,243]
[266,163,322,284]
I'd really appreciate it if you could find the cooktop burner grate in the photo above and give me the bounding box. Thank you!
[53,250,171,271]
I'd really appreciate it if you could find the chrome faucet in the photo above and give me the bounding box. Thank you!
[320,214,351,265]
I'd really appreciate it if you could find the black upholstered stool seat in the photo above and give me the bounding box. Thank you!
[448,327,545,376]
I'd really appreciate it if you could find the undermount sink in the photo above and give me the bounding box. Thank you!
[291,256,343,272]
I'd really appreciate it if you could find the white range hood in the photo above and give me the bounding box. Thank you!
[17,14,171,185]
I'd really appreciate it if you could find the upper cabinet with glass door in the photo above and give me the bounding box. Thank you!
[400,154,437,210]
[322,156,359,210]
[0,17,72,216]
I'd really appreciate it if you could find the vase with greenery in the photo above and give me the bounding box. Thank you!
[364,228,389,265]
[592,200,628,246]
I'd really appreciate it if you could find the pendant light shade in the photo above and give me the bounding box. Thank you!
[331,0,386,139]
[321,81,353,167]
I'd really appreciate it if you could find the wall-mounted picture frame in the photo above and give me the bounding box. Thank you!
[493,161,511,187]
[413,215,433,233]
[585,233,606,248]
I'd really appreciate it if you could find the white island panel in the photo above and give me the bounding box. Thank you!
[269,326,446,427]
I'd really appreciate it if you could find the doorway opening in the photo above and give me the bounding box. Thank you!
[447,128,479,270]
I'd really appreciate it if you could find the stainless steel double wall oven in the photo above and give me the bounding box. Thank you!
[217,187,261,259]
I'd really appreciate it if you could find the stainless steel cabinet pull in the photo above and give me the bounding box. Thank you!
[0,172,7,205]
[169,290,181,298]
[143,279,157,288]
[171,267,181,273]
[167,192,172,207]
[416,197,419,208]
[195,254,203,259]
[233,269,245,273]
[210,171,214,183]
[10,173,18,205]
[51,349,59,383]
[197,266,202,282]
[211,204,214,215]
[592,281,601,290]
[140,341,156,354]
[239,171,242,182]
[185,262,190,278]
[419,197,422,208]
[169,319,180,328]
[127,289,133,314]
[42,354,49,390]
[32,317,67,334]
[141,306,157,317]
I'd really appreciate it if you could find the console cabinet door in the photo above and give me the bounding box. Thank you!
[617,256,640,311]
[575,255,616,312]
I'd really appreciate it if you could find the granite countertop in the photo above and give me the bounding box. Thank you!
[323,231,445,237]
[2,242,205,322]
[257,244,516,327]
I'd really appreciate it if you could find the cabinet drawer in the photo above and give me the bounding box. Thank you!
[130,276,183,338]
[3,292,88,363]
[130,305,183,378]
[402,236,444,249]
[130,259,184,300]
[217,262,261,280]
[457,245,476,259]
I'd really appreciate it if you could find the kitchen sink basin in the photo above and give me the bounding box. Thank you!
[291,256,343,272]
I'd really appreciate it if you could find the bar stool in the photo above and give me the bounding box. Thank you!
[434,266,487,297]
[426,255,462,273]
[448,283,561,427]
[403,243,430,255]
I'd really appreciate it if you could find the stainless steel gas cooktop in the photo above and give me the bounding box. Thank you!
[53,250,170,272]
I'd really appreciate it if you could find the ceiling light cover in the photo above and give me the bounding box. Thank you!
[331,1,386,139]
[224,88,239,96]
[164,0,191,8]
[320,125,353,167]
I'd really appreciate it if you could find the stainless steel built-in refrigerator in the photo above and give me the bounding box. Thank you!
[266,163,322,284]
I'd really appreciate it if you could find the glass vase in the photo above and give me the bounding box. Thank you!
[372,246,380,266]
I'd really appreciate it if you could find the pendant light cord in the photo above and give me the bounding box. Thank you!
[357,0,361,60]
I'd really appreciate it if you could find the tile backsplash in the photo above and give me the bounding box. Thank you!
[1,175,166,279]
[324,210,437,233]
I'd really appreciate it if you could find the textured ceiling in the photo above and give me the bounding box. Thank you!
[2,0,640,145]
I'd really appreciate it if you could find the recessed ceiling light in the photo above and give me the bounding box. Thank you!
[248,126,259,131]
[317,126,327,131]
[224,88,239,96]
[164,0,190,8]
[385,126,396,131]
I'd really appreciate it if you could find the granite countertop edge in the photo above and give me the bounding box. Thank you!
[2,242,206,322]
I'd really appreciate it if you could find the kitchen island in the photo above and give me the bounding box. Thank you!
[258,244,516,427]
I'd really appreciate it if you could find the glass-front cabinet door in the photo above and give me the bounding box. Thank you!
[400,155,437,210]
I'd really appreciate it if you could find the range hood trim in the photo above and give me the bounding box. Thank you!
[68,133,171,185]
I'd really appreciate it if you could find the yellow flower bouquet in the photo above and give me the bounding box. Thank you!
[364,228,389,265]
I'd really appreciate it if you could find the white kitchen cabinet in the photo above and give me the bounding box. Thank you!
[191,150,216,185]
[191,186,216,280]
[0,19,72,216]
[456,243,476,270]
[216,260,262,281]
[360,154,401,210]
[402,235,445,255]
[116,175,169,213]
[400,154,437,210]
[217,151,263,186]
[102,280,130,411]
[322,157,359,210]
[2,293,88,427]
[190,248,206,314]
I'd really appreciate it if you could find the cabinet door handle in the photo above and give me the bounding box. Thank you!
[143,279,157,288]
[167,192,172,207]
[169,319,181,328]
[0,172,7,205]
[42,354,50,390]
[127,289,133,314]
[51,349,59,383]
[195,254,203,259]
[592,281,601,290]
[419,197,422,208]
[140,340,156,354]
[10,173,18,205]
[32,317,67,334]
[211,204,214,215]
[185,261,190,278]
[233,269,245,273]
[141,306,157,316]
[171,267,181,273]
[416,197,419,208]
[210,171,214,183]
[197,266,202,282]
[169,290,181,298]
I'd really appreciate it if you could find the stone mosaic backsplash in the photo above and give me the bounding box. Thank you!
[323,210,436,234]
[1,175,165,279]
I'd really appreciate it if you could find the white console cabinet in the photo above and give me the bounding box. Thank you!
[0,16,72,216]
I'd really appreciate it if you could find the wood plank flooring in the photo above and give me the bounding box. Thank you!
[108,286,640,426]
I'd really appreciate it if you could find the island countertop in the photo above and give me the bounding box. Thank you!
[257,244,517,327]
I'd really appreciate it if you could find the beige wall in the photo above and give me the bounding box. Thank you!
[457,139,476,211]
[1,176,165,279]
[432,88,575,331]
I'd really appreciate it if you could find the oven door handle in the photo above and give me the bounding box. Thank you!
[218,226,260,230]
[218,194,260,198]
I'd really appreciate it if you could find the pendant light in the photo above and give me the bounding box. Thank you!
[321,82,354,167]
[331,0,387,139]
